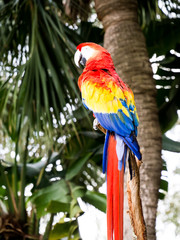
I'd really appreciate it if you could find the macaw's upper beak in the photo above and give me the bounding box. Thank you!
[74,49,81,68]
[74,49,86,68]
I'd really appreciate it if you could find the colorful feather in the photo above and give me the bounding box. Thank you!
[74,42,141,240]
[106,133,125,240]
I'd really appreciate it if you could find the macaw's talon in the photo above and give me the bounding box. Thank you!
[93,118,99,130]
[93,118,107,134]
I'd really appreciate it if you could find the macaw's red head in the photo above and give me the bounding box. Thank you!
[74,42,114,70]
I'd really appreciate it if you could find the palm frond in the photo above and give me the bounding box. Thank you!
[0,0,83,137]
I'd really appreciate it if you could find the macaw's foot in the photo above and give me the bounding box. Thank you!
[93,118,99,130]
[93,118,107,134]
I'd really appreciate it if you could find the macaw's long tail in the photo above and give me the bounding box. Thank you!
[107,134,124,240]
[103,131,131,240]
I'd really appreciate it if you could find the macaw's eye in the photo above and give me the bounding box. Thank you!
[83,46,90,53]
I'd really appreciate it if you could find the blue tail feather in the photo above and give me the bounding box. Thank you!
[102,132,141,174]
[122,135,141,160]
[102,130,110,174]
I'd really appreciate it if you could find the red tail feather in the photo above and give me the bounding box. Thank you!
[107,134,124,240]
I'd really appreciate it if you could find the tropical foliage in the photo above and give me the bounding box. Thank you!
[0,0,179,239]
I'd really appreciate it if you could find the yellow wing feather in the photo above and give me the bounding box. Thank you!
[81,80,132,119]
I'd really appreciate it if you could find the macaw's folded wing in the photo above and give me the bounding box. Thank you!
[80,70,141,159]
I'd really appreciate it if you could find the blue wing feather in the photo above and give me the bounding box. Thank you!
[94,112,135,137]
[94,112,141,160]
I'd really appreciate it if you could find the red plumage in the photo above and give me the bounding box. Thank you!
[77,43,129,93]
[107,134,124,240]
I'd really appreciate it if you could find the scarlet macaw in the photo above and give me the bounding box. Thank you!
[74,42,141,240]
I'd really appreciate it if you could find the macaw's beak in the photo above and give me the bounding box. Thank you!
[74,49,86,68]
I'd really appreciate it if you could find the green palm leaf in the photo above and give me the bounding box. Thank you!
[0,0,82,136]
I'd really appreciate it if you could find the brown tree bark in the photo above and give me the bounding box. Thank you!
[127,153,147,240]
[95,0,162,239]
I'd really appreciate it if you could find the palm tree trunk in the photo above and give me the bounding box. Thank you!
[95,0,162,239]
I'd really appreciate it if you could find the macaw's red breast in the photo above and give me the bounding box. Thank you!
[77,44,129,92]
[78,67,129,93]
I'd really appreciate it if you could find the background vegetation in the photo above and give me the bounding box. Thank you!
[0,0,179,239]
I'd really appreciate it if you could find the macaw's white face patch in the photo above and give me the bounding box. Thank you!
[74,46,96,67]
[80,46,96,61]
